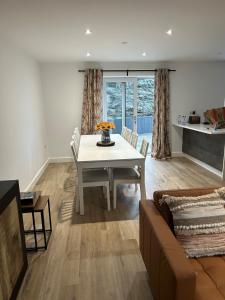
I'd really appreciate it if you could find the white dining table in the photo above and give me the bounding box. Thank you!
[77,134,146,215]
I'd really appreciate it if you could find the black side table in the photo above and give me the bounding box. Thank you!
[21,196,52,251]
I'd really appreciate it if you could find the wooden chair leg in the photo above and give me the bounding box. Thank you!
[113,183,117,209]
[106,184,111,211]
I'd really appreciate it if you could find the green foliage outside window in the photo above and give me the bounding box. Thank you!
[106,78,154,118]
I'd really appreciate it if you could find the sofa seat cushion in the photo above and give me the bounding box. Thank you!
[190,256,225,300]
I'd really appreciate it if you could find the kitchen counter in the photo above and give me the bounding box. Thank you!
[174,123,225,179]
[174,123,225,135]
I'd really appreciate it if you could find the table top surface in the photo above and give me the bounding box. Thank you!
[77,134,144,163]
[173,123,225,135]
[0,180,18,202]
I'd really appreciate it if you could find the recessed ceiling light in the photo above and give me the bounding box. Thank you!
[142,52,147,57]
[85,29,92,35]
[121,41,128,44]
[166,29,173,36]
[86,52,91,57]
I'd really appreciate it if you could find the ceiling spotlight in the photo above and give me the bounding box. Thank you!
[166,29,173,36]
[142,52,147,57]
[86,52,91,57]
[85,29,92,35]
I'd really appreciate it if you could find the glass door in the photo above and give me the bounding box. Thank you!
[136,77,155,152]
[103,81,124,133]
[104,76,154,152]
[104,77,137,133]
[124,79,136,132]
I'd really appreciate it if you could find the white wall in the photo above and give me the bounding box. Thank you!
[40,63,84,157]
[171,62,225,152]
[0,38,47,190]
[40,61,225,157]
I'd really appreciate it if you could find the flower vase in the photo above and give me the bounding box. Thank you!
[101,130,111,144]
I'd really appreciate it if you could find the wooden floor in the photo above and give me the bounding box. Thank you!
[18,157,222,300]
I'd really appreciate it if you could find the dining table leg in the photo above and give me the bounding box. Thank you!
[140,161,146,200]
[77,164,84,215]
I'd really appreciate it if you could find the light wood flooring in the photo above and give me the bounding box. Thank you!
[18,157,222,300]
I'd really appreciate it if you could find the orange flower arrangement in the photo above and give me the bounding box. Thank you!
[95,121,115,131]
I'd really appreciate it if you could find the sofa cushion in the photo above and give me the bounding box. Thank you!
[153,187,217,231]
[162,188,225,258]
[190,256,225,300]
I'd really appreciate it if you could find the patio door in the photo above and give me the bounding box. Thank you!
[103,76,154,151]
[103,77,138,132]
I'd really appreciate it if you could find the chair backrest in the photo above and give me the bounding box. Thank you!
[121,126,127,138]
[72,134,79,156]
[130,132,138,148]
[140,138,149,158]
[125,128,132,143]
[70,141,78,165]
[74,127,80,142]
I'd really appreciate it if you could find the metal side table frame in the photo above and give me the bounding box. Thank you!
[22,196,52,251]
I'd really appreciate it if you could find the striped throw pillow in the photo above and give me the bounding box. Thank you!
[162,187,225,258]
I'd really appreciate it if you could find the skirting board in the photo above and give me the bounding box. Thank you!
[48,157,73,163]
[24,157,73,191]
[171,152,183,158]
[24,159,49,191]
[182,153,222,178]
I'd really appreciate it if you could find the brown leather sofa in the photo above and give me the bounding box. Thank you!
[140,187,225,300]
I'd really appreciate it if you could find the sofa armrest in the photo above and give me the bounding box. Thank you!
[140,200,196,300]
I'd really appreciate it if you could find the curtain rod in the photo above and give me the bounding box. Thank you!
[78,69,176,76]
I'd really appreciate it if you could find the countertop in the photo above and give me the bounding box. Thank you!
[0,180,19,212]
[173,123,225,135]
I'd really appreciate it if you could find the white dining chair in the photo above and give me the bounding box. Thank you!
[112,138,149,209]
[74,127,80,143]
[140,138,149,158]
[121,126,127,138]
[130,132,138,149]
[72,134,79,158]
[70,140,111,214]
[125,128,132,143]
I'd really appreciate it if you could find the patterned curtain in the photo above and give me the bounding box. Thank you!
[151,69,171,159]
[81,69,103,134]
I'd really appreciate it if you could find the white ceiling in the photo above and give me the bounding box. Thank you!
[0,0,225,62]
